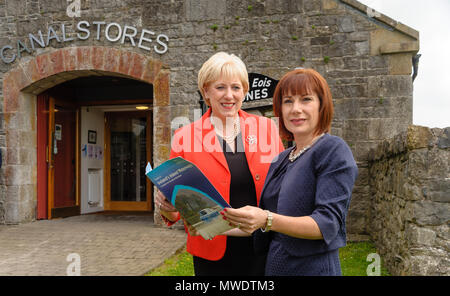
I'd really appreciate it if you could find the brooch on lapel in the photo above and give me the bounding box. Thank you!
[246,135,257,145]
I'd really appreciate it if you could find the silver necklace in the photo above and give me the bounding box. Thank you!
[289,133,324,162]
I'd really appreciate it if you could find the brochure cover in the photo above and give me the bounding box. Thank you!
[146,157,235,240]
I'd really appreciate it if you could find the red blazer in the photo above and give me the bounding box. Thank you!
[168,108,284,261]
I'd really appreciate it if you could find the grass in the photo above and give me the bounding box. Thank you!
[146,247,194,276]
[146,241,390,276]
[340,241,390,276]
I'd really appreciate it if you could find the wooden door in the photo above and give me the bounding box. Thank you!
[41,95,80,219]
[104,111,152,211]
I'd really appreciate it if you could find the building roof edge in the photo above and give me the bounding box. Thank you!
[339,0,419,40]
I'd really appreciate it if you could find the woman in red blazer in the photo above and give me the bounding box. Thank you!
[155,52,284,276]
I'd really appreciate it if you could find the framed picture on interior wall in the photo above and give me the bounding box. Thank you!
[88,130,97,144]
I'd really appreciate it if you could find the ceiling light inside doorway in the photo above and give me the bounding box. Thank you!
[136,106,149,110]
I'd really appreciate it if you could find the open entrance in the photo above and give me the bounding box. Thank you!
[37,76,154,219]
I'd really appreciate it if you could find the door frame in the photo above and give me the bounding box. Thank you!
[37,94,81,219]
[104,111,153,211]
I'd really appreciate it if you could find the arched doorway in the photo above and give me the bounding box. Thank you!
[2,47,170,223]
[37,76,154,219]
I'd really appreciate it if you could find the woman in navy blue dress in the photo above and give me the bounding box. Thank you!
[222,68,358,275]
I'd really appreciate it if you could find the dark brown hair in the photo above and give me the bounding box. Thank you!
[273,68,334,141]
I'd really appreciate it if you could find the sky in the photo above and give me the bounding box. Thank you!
[358,0,450,128]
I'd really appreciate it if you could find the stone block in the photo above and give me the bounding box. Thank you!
[409,255,442,276]
[310,36,330,45]
[62,47,78,72]
[6,147,19,165]
[342,57,362,70]
[129,54,146,81]
[20,59,40,85]
[437,127,450,149]
[324,42,356,57]
[186,0,226,21]
[368,75,413,98]
[4,200,19,224]
[343,119,369,141]
[92,47,105,70]
[154,70,170,106]
[4,67,31,92]
[118,50,133,76]
[426,149,449,179]
[406,150,429,182]
[406,224,436,246]
[380,42,419,55]
[354,41,369,56]
[153,106,171,126]
[154,145,170,166]
[2,80,19,113]
[368,55,388,69]
[406,125,433,150]
[142,59,162,84]
[103,47,120,73]
[347,31,368,42]
[333,98,359,118]
[413,201,450,226]
[36,54,54,79]
[77,47,93,70]
[369,119,405,141]
[49,50,64,74]
[322,0,338,10]
[388,53,413,75]
[303,0,322,14]
[370,28,417,56]
[154,125,171,145]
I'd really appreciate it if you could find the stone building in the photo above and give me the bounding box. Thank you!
[2,0,442,275]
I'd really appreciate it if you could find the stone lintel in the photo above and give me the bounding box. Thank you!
[380,42,420,55]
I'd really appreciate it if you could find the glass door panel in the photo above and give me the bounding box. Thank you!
[110,115,147,202]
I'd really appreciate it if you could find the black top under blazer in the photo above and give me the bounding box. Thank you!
[255,133,358,260]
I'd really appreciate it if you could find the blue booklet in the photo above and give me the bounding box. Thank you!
[146,157,234,240]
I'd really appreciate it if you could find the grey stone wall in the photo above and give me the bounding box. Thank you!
[0,0,419,233]
[368,125,450,275]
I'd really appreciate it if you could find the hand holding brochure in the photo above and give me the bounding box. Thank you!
[146,157,235,240]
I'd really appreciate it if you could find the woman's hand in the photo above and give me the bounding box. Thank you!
[155,191,177,212]
[221,206,268,234]
[183,219,199,237]
[155,191,179,222]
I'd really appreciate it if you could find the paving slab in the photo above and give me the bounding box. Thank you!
[0,213,187,276]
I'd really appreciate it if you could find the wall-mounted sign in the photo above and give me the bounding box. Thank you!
[0,20,169,64]
[244,73,279,102]
[88,130,97,144]
[55,124,62,141]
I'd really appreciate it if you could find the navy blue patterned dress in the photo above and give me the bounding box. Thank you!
[254,134,358,276]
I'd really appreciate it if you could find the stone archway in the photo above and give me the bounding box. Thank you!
[1,46,170,224]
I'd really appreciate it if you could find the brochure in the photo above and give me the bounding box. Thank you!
[146,157,235,240]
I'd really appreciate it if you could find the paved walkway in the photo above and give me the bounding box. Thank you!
[0,213,187,276]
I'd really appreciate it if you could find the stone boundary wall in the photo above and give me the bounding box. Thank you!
[368,125,449,275]
[0,0,419,229]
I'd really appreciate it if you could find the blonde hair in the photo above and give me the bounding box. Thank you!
[198,52,249,104]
